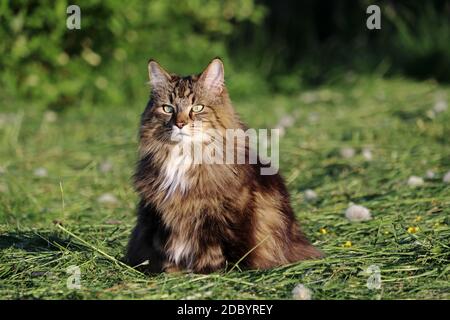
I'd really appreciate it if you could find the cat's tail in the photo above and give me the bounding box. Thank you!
[292,242,324,260]
[288,226,325,261]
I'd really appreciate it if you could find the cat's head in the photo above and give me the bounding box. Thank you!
[140,58,236,148]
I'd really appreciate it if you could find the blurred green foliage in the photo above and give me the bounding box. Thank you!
[236,0,450,89]
[0,0,266,109]
[0,0,449,109]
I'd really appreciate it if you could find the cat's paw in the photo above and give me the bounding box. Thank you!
[163,263,183,273]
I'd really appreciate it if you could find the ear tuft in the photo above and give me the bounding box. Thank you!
[200,58,224,94]
[148,60,171,90]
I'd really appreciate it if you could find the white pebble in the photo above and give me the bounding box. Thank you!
[433,100,447,114]
[340,147,355,159]
[407,176,424,187]
[443,171,450,183]
[362,148,373,161]
[277,114,295,128]
[99,161,113,173]
[304,189,318,202]
[292,284,312,300]
[44,111,58,123]
[425,170,435,179]
[345,204,372,222]
[33,167,48,177]
[97,193,119,205]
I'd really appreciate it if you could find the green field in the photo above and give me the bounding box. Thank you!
[0,76,449,299]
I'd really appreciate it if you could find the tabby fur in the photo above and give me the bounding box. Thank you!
[126,58,323,273]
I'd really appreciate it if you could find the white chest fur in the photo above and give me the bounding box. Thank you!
[160,143,193,198]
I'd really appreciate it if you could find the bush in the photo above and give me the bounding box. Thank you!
[1,0,449,109]
[0,0,266,109]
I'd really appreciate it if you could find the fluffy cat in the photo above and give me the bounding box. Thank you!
[126,58,323,273]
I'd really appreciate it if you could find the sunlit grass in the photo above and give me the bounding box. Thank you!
[0,76,449,299]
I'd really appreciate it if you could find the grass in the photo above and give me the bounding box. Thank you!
[0,75,449,299]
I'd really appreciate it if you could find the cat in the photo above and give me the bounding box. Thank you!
[125,58,323,273]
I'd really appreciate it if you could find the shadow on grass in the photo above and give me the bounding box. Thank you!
[0,230,87,253]
[350,190,396,203]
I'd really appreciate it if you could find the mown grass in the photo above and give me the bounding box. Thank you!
[0,76,449,299]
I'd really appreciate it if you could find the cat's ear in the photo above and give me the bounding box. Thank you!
[199,58,224,94]
[148,59,171,91]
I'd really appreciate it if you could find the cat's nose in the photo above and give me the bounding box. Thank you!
[175,122,186,129]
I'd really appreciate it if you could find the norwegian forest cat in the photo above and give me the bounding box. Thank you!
[126,58,323,273]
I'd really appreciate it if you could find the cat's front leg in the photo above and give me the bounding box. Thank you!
[191,244,226,274]
[126,201,168,273]
[162,262,183,273]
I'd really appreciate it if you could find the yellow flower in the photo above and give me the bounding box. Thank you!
[414,216,422,222]
[407,226,419,234]
[319,228,327,235]
[343,241,352,247]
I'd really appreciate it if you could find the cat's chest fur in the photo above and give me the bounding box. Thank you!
[156,147,204,266]
[159,145,194,198]
[156,147,238,267]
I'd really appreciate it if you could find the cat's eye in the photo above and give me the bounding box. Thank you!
[162,104,175,114]
[191,104,204,113]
